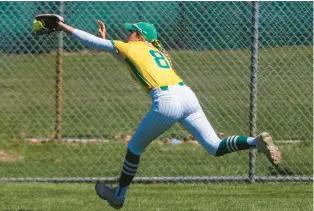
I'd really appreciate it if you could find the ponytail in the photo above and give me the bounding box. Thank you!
[151,39,172,66]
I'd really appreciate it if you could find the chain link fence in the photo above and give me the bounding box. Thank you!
[0,1,312,182]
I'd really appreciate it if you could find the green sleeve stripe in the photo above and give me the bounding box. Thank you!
[110,40,115,47]
[110,40,116,51]
[125,59,149,88]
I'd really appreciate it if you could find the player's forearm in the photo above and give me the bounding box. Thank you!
[57,22,115,52]
[72,29,115,51]
[57,21,75,33]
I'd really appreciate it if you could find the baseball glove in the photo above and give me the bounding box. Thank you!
[34,14,64,34]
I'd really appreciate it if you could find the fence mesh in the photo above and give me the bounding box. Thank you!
[0,1,312,181]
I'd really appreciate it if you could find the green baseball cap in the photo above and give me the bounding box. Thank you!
[125,22,158,42]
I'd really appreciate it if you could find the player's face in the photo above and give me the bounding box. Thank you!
[128,31,145,42]
[128,31,138,42]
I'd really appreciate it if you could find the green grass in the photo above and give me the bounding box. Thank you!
[0,47,312,200]
[0,182,312,211]
[1,140,312,178]
[0,46,312,140]
[0,47,312,211]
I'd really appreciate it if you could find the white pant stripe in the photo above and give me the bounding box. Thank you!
[226,137,232,152]
[124,160,138,168]
[123,164,137,173]
[229,136,236,152]
[122,169,136,176]
[232,136,239,151]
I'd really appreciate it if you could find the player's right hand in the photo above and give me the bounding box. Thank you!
[97,20,106,39]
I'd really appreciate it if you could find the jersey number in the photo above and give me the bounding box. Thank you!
[149,50,170,69]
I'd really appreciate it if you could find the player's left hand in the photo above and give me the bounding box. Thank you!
[97,20,106,39]
[34,14,64,35]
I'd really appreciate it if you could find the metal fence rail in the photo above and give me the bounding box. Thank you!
[0,1,312,183]
[1,176,313,183]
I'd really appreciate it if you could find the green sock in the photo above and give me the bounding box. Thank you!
[215,136,253,156]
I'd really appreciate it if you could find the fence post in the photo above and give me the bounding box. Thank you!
[249,1,260,183]
[177,1,186,49]
[54,1,64,140]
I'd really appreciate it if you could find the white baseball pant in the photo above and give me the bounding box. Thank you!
[128,84,221,155]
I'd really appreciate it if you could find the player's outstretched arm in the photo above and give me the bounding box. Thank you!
[57,21,115,52]
[57,21,75,33]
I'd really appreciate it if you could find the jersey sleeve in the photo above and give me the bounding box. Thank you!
[72,29,115,52]
[112,40,131,59]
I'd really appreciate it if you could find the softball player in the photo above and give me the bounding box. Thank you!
[57,20,281,209]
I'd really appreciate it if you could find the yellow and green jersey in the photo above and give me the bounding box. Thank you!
[112,40,183,92]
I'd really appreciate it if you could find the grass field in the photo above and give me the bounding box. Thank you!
[0,141,313,178]
[0,46,312,210]
[0,140,312,178]
[1,46,312,177]
[0,46,312,140]
[0,182,312,211]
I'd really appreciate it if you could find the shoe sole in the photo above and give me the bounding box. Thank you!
[109,202,123,209]
[95,184,106,199]
[258,132,282,166]
[95,184,123,209]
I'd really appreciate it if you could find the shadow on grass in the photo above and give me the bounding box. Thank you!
[269,166,296,176]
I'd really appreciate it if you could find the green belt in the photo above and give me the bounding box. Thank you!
[160,82,184,91]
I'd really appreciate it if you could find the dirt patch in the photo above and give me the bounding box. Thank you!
[0,150,23,162]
